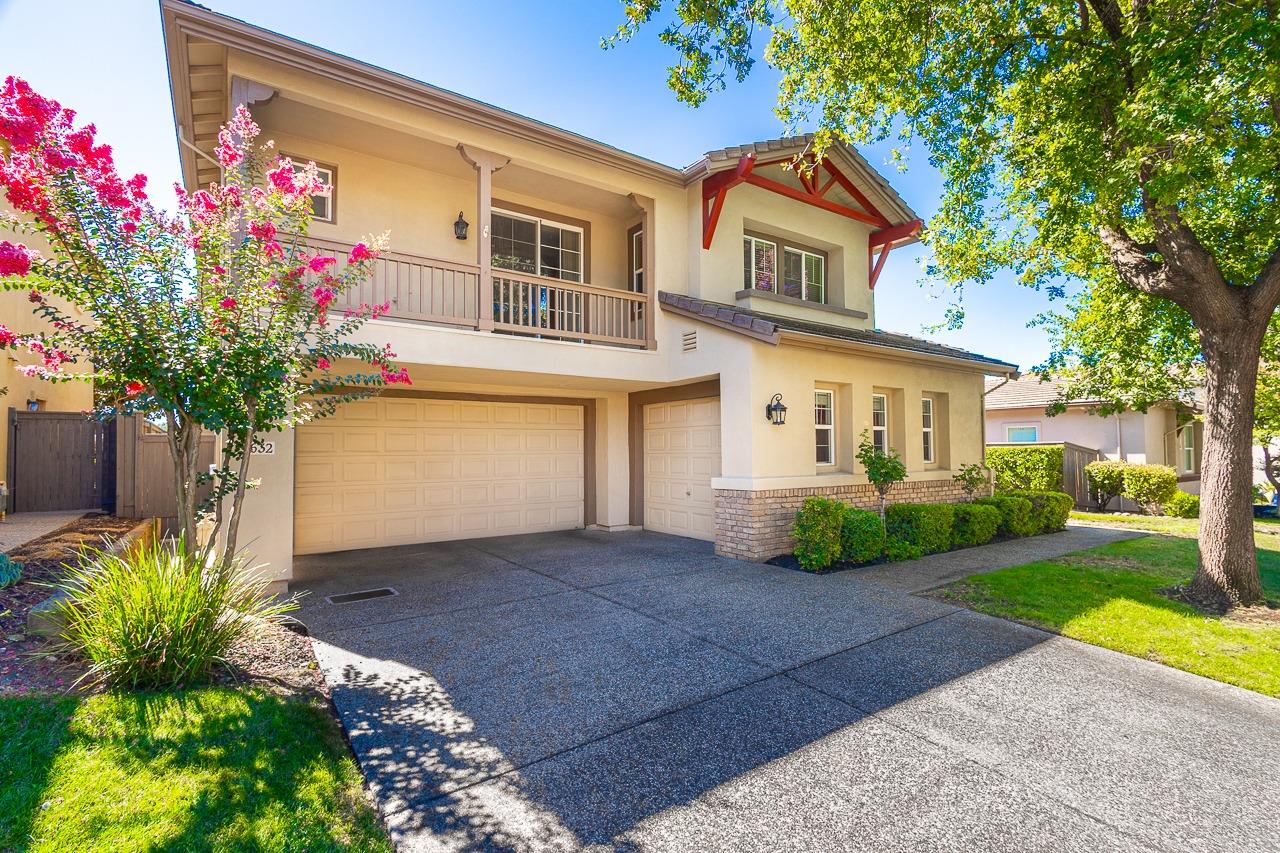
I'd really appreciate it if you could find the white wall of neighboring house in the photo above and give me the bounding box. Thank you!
[984,406,1151,461]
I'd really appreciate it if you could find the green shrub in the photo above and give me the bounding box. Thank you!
[974,495,1035,537]
[0,554,21,589]
[793,497,846,571]
[52,538,298,689]
[1121,464,1178,514]
[1002,490,1073,533]
[885,502,955,555]
[985,445,1064,491]
[952,463,989,500]
[1164,490,1200,518]
[883,538,924,562]
[952,503,1001,547]
[840,507,886,564]
[1084,459,1128,510]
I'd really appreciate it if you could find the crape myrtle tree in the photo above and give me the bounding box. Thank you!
[0,78,409,567]
[611,0,1280,609]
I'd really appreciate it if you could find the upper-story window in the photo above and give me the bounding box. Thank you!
[492,209,583,282]
[743,233,826,304]
[291,160,335,223]
[629,226,645,293]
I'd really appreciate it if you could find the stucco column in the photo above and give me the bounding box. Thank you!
[457,144,509,332]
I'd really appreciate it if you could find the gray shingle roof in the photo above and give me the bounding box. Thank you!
[660,292,1018,373]
[983,375,1099,410]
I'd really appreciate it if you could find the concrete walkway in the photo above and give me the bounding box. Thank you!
[296,528,1279,852]
[0,510,88,553]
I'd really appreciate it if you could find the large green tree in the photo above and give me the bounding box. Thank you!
[613,0,1280,608]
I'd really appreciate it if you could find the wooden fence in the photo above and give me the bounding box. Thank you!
[115,416,215,534]
[986,440,1101,509]
[5,409,113,513]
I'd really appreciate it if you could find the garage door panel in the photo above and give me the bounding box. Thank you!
[294,398,585,555]
[644,397,720,542]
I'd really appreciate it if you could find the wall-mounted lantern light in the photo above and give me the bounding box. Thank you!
[764,393,787,425]
[453,212,469,240]
[26,396,40,412]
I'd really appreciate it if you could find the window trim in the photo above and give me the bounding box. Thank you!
[783,246,826,303]
[815,389,836,467]
[285,154,337,224]
[742,230,828,304]
[1005,424,1040,443]
[491,205,587,283]
[743,234,778,293]
[871,393,889,455]
[1179,424,1195,472]
[627,223,644,293]
[921,397,935,464]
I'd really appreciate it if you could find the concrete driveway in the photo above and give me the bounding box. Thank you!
[294,528,1280,852]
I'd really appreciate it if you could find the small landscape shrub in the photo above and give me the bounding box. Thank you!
[1002,490,1073,533]
[841,507,886,564]
[1084,459,1128,511]
[952,463,989,500]
[985,445,1064,492]
[53,538,298,689]
[883,538,924,562]
[1121,464,1178,514]
[0,554,21,589]
[952,503,1002,548]
[1163,490,1200,518]
[974,495,1035,537]
[793,497,846,571]
[885,502,955,555]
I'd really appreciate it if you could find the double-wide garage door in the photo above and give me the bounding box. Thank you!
[294,397,584,555]
[643,396,721,541]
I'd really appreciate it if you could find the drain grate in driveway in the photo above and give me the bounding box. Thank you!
[326,587,398,605]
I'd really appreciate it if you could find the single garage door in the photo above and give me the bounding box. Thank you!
[294,397,584,555]
[643,396,721,540]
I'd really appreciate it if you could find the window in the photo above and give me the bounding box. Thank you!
[921,397,935,463]
[872,393,888,454]
[1006,425,1039,443]
[1180,424,1195,472]
[743,235,777,292]
[630,227,644,293]
[491,209,583,282]
[815,390,835,465]
[783,247,826,303]
[292,161,335,222]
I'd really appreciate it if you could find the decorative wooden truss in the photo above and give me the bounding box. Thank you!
[701,152,922,288]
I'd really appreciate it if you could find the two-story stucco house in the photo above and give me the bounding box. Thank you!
[161,1,1018,589]
[984,375,1203,493]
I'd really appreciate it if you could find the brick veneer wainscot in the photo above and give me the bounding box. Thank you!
[714,480,971,561]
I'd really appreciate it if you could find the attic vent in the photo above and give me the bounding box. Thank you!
[682,330,698,352]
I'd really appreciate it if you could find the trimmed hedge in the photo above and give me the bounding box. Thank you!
[1164,490,1200,518]
[985,445,1064,492]
[793,497,845,570]
[1084,459,1128,510]
[884,539,923,562]
[952,503,1002,548]
[841,507,887,564]
[1002,490,1073,533]
[1122,464,1178,514]
[885,502,955,555]
[974,495,1035,537]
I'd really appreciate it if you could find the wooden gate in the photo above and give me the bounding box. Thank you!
[1061,442,1102,509]
[5,409,113,513]
[115,416,215,534]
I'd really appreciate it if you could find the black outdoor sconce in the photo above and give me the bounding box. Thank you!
[765,393,787,425]
[453,212,469,240]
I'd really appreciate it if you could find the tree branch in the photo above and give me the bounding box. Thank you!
[1246,243,1280,315]
[1097,224,1179,298]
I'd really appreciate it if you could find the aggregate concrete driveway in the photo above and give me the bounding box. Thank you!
[294,527,1280,852]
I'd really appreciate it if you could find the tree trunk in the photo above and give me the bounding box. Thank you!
[165,415,202,555]
[221,426,256,570]
[1189,330,1266,608]
[1263,446,1280,498]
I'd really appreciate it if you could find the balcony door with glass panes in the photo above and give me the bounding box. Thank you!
[491,209,584,332]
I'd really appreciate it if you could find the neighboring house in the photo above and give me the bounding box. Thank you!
[984,375,1203,495]
[160,1,1017,589]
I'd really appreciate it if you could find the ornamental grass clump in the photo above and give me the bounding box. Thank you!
[53,538,298,689]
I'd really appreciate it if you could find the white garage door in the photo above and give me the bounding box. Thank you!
[294,397,584,555]
[643,396,721,540]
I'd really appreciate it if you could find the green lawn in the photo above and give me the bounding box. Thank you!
[1070,510,1280,537]
[0,687,390,853]
[932,533,1280,697]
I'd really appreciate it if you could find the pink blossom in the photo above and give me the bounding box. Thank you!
[214,265,227,275]
[125,380,146,397]
[381,365,411,385]
[266,161,298,194]
[0,325,16,347]
[219,297,237,310]
[312,286,337,310]
[308,255,337,273]
[28,289,42,303]
[249,220,276,242]
[371,301,391,319]
[0,241,33,276]
[262,240,283,260]
[316,357,331,370]
[348,242,376,264]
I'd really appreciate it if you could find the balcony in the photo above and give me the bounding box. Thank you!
[305,236,651,349]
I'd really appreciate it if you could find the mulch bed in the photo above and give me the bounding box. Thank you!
[1,515,326,698]
[766,552,886,575]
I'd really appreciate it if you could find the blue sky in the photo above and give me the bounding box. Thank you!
[0,0,1063,371]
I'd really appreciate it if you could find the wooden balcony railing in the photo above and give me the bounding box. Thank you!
[302,236,650,348]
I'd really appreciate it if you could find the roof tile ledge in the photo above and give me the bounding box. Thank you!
[658,291,1017,373]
